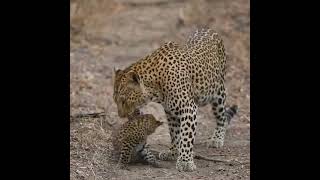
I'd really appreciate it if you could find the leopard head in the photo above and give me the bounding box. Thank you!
[112,67,148,118]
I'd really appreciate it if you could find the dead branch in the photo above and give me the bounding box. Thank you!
[194,154,231,163]
[197,153,247,157]
[71,112,106,119]
[150,149,237,164]
[123,0,188,7]
[70,112,117,127]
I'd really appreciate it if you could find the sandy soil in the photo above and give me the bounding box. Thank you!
[70,0,250,179]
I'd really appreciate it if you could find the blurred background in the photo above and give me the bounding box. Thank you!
[70,0,250,179]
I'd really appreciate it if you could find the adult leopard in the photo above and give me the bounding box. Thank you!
[112,28,238,171]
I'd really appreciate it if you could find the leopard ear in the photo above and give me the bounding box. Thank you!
[113,66,122,76]
[157,121,164,126]
[112,66,122,85]
[127,71,147,93]
[128,71,140,84]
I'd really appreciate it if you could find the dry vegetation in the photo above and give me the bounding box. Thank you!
[70,0,250,179]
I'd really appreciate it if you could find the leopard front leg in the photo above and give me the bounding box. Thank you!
[176,102,198,172]
[117,144,134,170]
[159,112,179,161]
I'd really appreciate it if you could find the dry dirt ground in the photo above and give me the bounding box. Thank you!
[70,0,250,179]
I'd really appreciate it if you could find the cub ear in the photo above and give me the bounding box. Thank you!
[128,71,140,84]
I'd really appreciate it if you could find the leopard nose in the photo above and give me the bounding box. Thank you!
[118,109,127,118]
[118,110,124,117]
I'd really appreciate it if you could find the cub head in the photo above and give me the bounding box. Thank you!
[144,114,164,134]
[112,67,147,118]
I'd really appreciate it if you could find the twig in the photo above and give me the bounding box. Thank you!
[194,154,231,163]
[70,112,106,119]
[150,149,233,164]
[89,163,96,180]
[242,115,250,122]
[233,159,250,164]
[200,153,247,157]
[123,0,187,7]
[70,111,117,126]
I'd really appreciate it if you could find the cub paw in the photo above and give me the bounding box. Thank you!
[117,163,130,171]
[159,150,177,161]
[151,161,162,168]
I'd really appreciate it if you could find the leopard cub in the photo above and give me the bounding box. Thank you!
[112,111,163,170]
